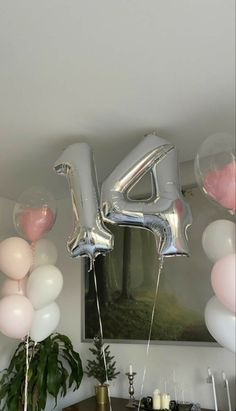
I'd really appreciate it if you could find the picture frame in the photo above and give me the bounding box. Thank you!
[82,185,231,345]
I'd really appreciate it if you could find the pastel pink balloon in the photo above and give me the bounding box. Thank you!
[19,206,55,242]
[1,277,27,297]
[203,160,236,211]
[0,237,33,280]
[0,295,34,339]
[211,253,236,313]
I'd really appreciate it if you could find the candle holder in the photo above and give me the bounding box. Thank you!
[125,372,137,408]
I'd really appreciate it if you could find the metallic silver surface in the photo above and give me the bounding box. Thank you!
[101,133,192,257]
[54,143,113,264]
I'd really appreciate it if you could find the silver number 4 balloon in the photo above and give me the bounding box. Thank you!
[101,133,192,257]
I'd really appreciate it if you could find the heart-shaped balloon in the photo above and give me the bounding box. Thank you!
[203,160,236,212]
[19,206,55,242]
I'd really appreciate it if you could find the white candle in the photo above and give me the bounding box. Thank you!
[207,368,218,411]
[222,372,232,411]
[161,393,170,409]
[153,389,161,410]
[129,364,133,375]
[211,374,218,411]
[173,369,177,401]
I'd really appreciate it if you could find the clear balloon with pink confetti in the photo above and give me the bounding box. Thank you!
[194,132,235,215]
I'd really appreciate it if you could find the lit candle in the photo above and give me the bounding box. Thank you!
[129,365,133,375]
[161,393,170,409]
[153,389,161,410]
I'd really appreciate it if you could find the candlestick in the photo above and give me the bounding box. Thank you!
[222,372,232,411]
[125,371,137,408]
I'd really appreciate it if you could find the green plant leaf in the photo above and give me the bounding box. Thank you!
[0,333,83,410]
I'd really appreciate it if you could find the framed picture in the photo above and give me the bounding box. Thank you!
[82,186,231,345]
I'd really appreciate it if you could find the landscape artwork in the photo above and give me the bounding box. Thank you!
[82,186,231,344]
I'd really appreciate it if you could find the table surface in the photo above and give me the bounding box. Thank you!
[62,396,130,410]
[62,397,215,411]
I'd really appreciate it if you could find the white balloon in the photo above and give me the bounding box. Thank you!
[205,296,236,353]
[27,265,63,309]
[33,239,58,268]
[202,219,235,263]
[30,302,60,342]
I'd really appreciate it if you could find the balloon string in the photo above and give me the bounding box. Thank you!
[23,334,30,411]
[92,259,112,411]
[23,336,37,411]
[31,242,35,253]
[138,256,164,411]
[30,242,36,272]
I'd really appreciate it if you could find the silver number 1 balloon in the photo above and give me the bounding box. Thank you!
[101,133,192,257]
[54,143,113,265]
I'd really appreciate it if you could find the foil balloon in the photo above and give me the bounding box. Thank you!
[54,143,113,265]
[101,133,192,257]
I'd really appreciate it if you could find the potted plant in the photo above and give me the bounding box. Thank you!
[0,333,83,411]
[86,334,120,405]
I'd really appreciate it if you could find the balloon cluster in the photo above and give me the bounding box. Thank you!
[195,133,236,353]
[54,133,193,265]
[0,187,62,343]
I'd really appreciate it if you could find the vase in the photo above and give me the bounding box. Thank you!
[95,384,108,405]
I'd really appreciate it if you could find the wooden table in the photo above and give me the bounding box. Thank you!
[62,397,214,411]
[62,396,128,411]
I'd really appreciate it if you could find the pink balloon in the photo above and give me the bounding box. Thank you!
[19,206,55,242]
[211,253,236,313]
[0,295,34,339]
[0,237,33,280]
[203,160,236,211]
[1,277,27,297]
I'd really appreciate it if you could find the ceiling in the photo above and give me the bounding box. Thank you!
[0,0,234,200]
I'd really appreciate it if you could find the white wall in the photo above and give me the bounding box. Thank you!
[0,195,235,411]
[0,197,20,370]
